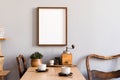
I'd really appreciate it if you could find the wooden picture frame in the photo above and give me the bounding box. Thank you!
[37,7,67,46]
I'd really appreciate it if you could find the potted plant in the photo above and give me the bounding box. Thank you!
[30,52,43,67]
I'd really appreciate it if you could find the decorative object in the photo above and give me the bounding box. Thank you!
[0,56,4,71]
[37,7,67,46]
[54,57,61,65]
[0,70,10,80]
[49,60,54,65]
[0,36,7,71]
[0,27,4,38]
[30,52,43,67]
[65,44,75,52]
[62,44,75,65]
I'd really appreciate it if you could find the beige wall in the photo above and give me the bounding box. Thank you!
[1,0,120,80]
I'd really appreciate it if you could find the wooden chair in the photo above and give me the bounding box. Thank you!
[86,54,120,80]
[16,55,27,78]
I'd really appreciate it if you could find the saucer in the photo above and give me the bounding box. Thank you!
[36,69,48,72]
[58,72,73,76]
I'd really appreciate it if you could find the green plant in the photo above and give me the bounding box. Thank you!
[30,52,43,59]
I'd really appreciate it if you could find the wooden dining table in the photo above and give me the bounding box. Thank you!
[20,66,86,80]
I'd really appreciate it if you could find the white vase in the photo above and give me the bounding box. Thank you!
[0,27,4,38]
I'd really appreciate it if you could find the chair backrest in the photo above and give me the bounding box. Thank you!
[16,54,27,78]
[86,54,120,80]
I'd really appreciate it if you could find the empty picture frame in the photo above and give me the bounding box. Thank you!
[37,7,67,46]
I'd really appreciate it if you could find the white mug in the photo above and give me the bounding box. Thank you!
[38,64,46,70]
[61,67,71,74]
[50,60,54,65]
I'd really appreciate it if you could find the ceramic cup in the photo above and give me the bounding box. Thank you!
[50,60,54,65]
[61,67,71,74]
[38,64,46,70]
